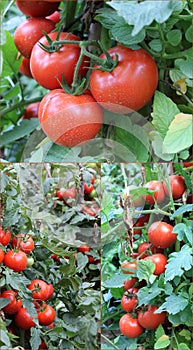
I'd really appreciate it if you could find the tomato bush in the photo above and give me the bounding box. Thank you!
[0,0,192,162]
[0,163,101,350]
[101,163,192,349]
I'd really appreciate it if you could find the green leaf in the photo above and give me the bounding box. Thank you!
[0,30,21,76]
[103,273,129,288]
[0,119,40,147]
[165,244,192,281]
[30,328,42,350]
[149,39,162,52]
[107,1,182,36]
[155,324,165,340]
[111,287,124,300]
[163,113,192,153]
[171,206,193,219]
[152,91,180,138]
[185,26,192,43]
[156,294,189,315]
[166,29,182,46]
[0,330,11,347]
[101,191,114,221]
[178,344,191,350]
[175,48,192,79]
[0,172,9,193]
[137,282,162,306]
[154,334,170,349]
[150,131,174,161]
[136,259,156,283]
[0,298,11,309]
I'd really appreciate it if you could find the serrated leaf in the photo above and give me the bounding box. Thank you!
[175,49,192,79]
[137,282,162,306]
[0,119,40,147]
[154,334,170,349]
[165,245,192,281]
[171,205,193,219]
[152,91,180,138]
[163,113,192,153]
[136,259,156,282]
[172,223,192,245]
[156,294,189,315]
[103,273,129,288]
[111,21,146,46]
[30,328,42,350]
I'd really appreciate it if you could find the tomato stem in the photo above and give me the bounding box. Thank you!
[19,329,25,348]
[65,0,77,29]
[1,97,42,117]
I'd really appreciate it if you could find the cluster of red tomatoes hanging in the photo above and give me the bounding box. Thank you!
[118,173,189,338]
[14,0,158,148]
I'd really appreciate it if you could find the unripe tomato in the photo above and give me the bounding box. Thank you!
[0,248,5,263]
[14,307,36,330]
[28,279,50,301]
[38,303,56,326]
[27,257,34,267]
[12,234,35,254]
[19,57,33,78]
[119,313,144,338]
[0,290,22,314]
[4,250,27,272]
[148,221,176,248]
[144,181,165,205]
[163,175,186,200]
[121,288,138,312]
[16,0,60,17]
[121,261,137,274]
[14,18,55,58]
[144,254,167,275]
[123,278,137,290]
[0,226,11,246]
[22,103,40,119]
[138,305,166,329]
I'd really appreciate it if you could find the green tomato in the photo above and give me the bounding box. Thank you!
[89,189,97,199]
[27,257,34,267]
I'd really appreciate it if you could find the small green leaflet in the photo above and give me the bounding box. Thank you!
[155,294,189,314]
[165,244,192,281]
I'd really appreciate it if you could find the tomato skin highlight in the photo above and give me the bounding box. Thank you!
[14,307,36,330]
[1,290,22,314]
[163,175,186,200]
[4,250,27,272]
[144,253,167,275]
[38,90,103,148]
[138,305,166,330]
[148,221,176,249]
[144,181,165,205]
[90,45,158,114]
[14,18,55,59]
[30,32,88,90]
[119,313,144,338]
[16,0,60,17]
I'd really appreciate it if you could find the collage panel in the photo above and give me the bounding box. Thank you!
[0,163,101,350]
[101,163,192,350]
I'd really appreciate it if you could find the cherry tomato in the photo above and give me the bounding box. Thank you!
[84,183,94,194]
[14,307,36,330]
[0,290,22,314]
[51,253,60,262]
[19,57,33,78]
[38,303,56,326]
[38,90,103,147]
[30,32,88,90]
[16,0,60,17]
[87,255,95,264]
[138,305,166,329]
[148,221,176,249]
[133,214,150,235]
[123,278,137,290]
[144,254,167,275]
[28,280,50,301]
[90,45,158,114]
[0,226,11,246]
[121,261,137,274]
[119,313,144,338]
[164,175,186,200]
[144,181,165,205]
[78,245,90,253]
[0,248,5,263]
[12,234,35,254]
[121,288,138,312]
[22,103,40,119]
[46,10,61,23]
[138,242,162,259]
[14,18,55,58]
[4,250,27,272]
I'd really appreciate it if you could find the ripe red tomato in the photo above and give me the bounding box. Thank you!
[119,313,144,338]
[144,181,165,205]
[148,221,176,248]
[78,245,90,253]
[4,250,27,272]
[81,205,96,216]
[51,253,60,262]
[19,57,33,78]
[133,214,150,235]
[144,254,167,275]
[38,303,56,326]
[22,103,40,119]
[16,0,60,17]
[56,188,76,204]
[91,176,95,185]
[0,290,22,314]
[0,226,11,246]
[46,284,54,300]
[14,18,55,58]
[14,307,36,330]
[121,261,137,274]
[90,45,158,114]
[164,175,186,200]
[138,242,162,259]
[46,10,61,23]
[12,234,35,254]
[38,90,103,147]
[28,280,49,301]
[0,248,4,263]
[183,162,193,167]
[121,288,138,312]
[39,340,47,350]
[84,183,94,194]
[30,32,88,90]
[123,278,137,290]
[138,305,166,329]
